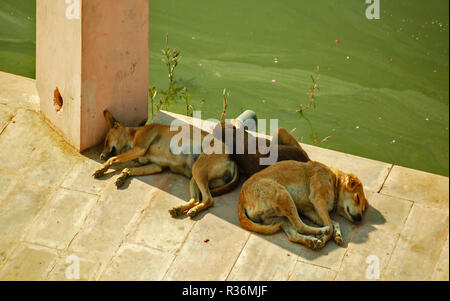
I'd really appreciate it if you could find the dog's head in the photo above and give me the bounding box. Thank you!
[336,173,369,224]
[100,110,128,161]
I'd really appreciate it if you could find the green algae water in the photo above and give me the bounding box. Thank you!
[1,0,448,176]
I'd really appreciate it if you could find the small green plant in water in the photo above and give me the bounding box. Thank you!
[220,89,230,123]
[296,66,331,146]
[182,87,206,117]
[157,33,184,112]
[149,86,157,119]
[149,34,208,120]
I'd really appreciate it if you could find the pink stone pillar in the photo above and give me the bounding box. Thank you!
[36,0,149,151]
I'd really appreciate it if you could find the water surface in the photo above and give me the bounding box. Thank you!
[0,0,448,176]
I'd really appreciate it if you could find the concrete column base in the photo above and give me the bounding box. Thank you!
[36,0,149,151]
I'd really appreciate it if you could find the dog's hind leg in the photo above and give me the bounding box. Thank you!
[281,222,325,249]
[169,178,200,217]
[302,210,343,246]
[115,163,163,188]
[274,187,330,236]
[186,169,214,218]
[309,192,335,245]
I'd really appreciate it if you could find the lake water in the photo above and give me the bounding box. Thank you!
[0,0,448,176]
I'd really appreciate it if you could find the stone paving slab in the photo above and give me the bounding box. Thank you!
[163,212,250,281]
[380,165,449,210]
[67,178,163,263]
[0,184,51,240]
[288,262,337,281]
[99,243,175,281]
[227,234,298,281]
[48,252,101,281]
[127,174,197,254]
[335,227,398,281]
[0,243,58,281]
[24,188,98,250]
[383,203,449,280]
[0,71,40,111]
[0,72,448,281]
[432,234,449,281]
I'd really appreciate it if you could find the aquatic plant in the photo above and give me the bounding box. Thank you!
[149,34,208,119]
[220,89,230,123]
[296,66,331,146]
[182,87,206,117]
[156,33,184,113]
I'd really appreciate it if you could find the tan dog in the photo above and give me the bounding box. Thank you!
[93,110,239,218]
[238,160,369,249]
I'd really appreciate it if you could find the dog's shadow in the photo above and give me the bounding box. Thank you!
[259,204,386,261]
[83,146,387,260]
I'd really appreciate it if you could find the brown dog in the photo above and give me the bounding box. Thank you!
[238,160,369,249]
[93,110,239,218]
[212,122,310,176]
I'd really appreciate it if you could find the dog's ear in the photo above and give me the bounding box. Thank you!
[346,174,361,191]
[104,110,120,129]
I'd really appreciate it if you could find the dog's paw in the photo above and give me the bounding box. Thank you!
[334,232,343,246]
[187,208,198,218]
[115,176,126,188]
[169,207,184,218]
[308,237,325,250]
[93,169,105,179]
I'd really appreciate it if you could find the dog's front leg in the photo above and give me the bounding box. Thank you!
[93,147,147,178]
[115,163,163,188]
[303,210,343,246]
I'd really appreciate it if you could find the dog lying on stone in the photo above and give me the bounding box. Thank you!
[238,160,369,249]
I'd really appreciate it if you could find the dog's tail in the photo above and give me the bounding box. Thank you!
[238,192,283,235]
[210,161,240,196]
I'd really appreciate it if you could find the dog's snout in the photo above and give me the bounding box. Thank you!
[353,213,362,223]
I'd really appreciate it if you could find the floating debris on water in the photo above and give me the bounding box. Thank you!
[320,136,332,144]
